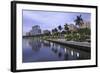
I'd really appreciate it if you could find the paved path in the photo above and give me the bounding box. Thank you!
[57,39,90,47]
[47,39,91,52]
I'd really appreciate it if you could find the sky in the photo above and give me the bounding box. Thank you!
[22,10,91,35]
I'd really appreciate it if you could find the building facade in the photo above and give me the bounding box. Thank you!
[43,30,50,34]
[80,21,90,29]
[68,24,78,32]
[28,25,41,36]
[31,25,41,35]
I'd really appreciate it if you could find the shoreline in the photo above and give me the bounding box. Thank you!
[46,39,91,52]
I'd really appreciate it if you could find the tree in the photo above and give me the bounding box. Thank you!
[54,28,58,33]
[74,15,84,28]
[58,25,62,32]
[52,29,55,34]
[64,23,69,32]
[52,28,58,36]
[78,28,90,35]
[58,25,63,38]
[61,30,66,34]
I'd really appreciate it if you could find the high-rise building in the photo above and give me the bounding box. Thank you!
[30,25,41,35]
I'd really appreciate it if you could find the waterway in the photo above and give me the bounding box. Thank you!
[23,38,90,63]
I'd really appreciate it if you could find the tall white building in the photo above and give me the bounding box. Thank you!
[30,25,41,35]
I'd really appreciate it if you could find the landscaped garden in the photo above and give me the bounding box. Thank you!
[42,15,91,43]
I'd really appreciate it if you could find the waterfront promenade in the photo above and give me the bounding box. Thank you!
[47,39,91,52]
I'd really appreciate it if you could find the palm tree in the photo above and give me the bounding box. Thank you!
[52,29,55,34]
[74,15,84,28]
[54,28,58,36]
[54,28,58,33]
[52,28,58,35]
[58,25,62,32]
[58,25,63,38]
[64,23,69,32]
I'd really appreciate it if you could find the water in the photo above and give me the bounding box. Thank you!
[22,38,90,63]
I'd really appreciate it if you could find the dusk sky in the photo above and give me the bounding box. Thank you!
[23,10,91,35]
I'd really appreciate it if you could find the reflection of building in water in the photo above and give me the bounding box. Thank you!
[29,39,41,52]
[26,25,41,36]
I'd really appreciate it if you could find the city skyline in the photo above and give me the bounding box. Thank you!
[23,10,91,35]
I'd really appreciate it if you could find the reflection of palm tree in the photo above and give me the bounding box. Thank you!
[42,41,51,47]
[64,48,69,60]
[51,43,59,54]
[58,52,62,58]
[51,43,63,58]
[52,46,58,53]
[64,53,68,60]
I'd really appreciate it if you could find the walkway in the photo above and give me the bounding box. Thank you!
[47,39,91,52]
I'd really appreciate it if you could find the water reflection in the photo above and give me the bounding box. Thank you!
[28,39,41,52]
[23,38,90,63]
[42,40,51,47]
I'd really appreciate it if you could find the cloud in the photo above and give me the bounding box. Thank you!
[23,10,91,33]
